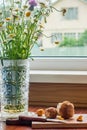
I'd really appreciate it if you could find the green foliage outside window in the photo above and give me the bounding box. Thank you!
[78,30,87,46]
[59,30,87,47]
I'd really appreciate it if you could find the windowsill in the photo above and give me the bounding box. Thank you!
[30,70,87,83]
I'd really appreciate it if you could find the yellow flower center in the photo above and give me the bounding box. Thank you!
[39,24,44,28]
[23,5,28,9]
[55,41,60,45]
[0,24,3,27]
[6,17,11,21]
[9,34,15,38]
[14,8,19,12]
[25,11,31,17]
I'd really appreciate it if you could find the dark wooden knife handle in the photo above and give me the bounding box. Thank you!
[6,118,32,126]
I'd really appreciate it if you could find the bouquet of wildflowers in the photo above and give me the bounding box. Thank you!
[0,0,52,59]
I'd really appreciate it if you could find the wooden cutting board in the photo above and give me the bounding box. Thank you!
[32,114,87,129]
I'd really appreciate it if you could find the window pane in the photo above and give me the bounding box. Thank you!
[31,0,87,57]
[64,8,78,20]
[1,0,87,58]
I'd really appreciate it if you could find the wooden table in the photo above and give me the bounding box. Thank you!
[1,121,87,130]
[0,106,87,130]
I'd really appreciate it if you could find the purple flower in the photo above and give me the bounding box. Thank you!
[29,0,37,6]
[29,0,37,10]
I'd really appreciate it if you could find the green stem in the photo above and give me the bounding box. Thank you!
[50,6,63,12]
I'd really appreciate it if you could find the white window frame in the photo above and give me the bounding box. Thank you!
[30,58,87,84]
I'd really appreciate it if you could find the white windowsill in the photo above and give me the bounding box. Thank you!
[30,70,87,83]
[30,58,87,84]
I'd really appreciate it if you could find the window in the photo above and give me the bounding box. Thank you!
[30,0,87,83]
[78,33,83,39]
[51,33,62,43]
[64,7,78,20]
[64,33,76,39]
[1,0,87,83]
[31,0,87,57]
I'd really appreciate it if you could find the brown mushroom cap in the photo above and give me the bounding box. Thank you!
[57,101,74,119]
[45,107,57,119]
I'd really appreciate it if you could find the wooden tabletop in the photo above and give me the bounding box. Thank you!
[0,106,87,130]
[1,121,87,130]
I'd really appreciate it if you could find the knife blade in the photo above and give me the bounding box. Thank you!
[19,115,67,123]
[6,115,67,126]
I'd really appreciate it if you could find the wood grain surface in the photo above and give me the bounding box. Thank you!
[32,114,87,129]
[29,83,87,107]
[1,107,87,130]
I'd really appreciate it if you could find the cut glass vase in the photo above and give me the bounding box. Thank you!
[1,59,30,120]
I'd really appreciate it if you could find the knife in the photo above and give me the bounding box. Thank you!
[19,115,67,123]
[6,115,67,126]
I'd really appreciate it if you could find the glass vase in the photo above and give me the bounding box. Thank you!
[0,59,29,120]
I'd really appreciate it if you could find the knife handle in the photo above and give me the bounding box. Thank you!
[6,118,32,126]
